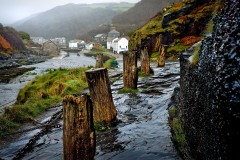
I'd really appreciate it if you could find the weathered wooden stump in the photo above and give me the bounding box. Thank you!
[141,47,151,75]
[85,68,117,124]
[95,53,103,68]
[157,45,167,67]
[63,94,95,160]
[123,51,138,89]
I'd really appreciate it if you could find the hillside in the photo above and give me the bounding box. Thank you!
[0,24,25,56]
[110,0,180,36]
[129,0,221,58]
[79,0,180,40]
[13,3,134,40]
[112,0,179,26]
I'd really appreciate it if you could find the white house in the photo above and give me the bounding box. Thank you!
[107,29,120,49]
[69,40,85,49]
[31,37,47,45]
[112,37,129,54]
[85,43,94,50]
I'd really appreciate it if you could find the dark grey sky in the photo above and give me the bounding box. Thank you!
[0,0,140,25]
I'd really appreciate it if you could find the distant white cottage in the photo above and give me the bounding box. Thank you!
[85,43,94,50]
[107,28,120,49]
[69,40,85,49]
[112,37,129,54]
[31,37,47,45]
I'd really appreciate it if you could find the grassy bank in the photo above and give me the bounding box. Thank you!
[168,106,189,159]
[0,67,90,138]
[84,51,118,69]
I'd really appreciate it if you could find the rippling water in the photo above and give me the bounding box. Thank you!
[0,58,181,159]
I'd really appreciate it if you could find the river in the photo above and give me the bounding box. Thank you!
[0,53,181,159]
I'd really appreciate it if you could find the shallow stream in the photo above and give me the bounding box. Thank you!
[0,54,181,160]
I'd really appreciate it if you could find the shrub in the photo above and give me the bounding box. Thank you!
[180,36,202,46]
[190,43,201,65]
[118,88,139,94]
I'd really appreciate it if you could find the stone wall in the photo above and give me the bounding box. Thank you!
[177,0,240,159]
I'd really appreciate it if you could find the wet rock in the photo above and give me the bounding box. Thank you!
[177,0,240,159]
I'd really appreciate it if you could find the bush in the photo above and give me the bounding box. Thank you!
[118,88,139,94]
[180,36,202,46]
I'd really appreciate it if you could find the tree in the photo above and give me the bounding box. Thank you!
[19,31,30,40]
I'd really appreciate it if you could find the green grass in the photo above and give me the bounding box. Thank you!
[168,107,188,157]
[17,68,88,104]
[138,67,154,77]
[204,18,214,34]
[118,88,139,94]
[167,42,189,53]
[190,43,201,65]
[150,52,159,61]
[104,59,118,69]
[94,121,111,132]
[0,67,90,138]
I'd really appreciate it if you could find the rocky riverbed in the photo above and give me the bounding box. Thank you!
[0,56,181,159]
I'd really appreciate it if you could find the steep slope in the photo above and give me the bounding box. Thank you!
[0,24,25,53]
[79,0,180,41]
[129,0,220,58]
[112,0,179,26]
[14,3,134,40]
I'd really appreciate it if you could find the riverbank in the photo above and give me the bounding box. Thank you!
[0,52,95,111]
[0,67,35,83]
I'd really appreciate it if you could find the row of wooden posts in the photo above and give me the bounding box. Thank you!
[63,45,166,160]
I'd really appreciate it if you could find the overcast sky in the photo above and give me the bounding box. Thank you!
[0,0,140,25]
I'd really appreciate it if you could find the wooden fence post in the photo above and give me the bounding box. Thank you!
[85,68,117,124]
[63,94,95,160]
[95,53,103,68]
[123,51,138,89]
[140,47,151,75]
[157,45,167,67]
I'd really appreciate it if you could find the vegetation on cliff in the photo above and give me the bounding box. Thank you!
[0,24,27,57]
[111,0,180,35]
[129,0,222,59]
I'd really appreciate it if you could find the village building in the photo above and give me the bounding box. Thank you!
[107,28,120,49]
[112,37,129,54]
[31,37,47,45]
[69,40,85,49]
[85,43,94,50]
[94,34,106,43]
[50,37,67,48]
[42,40,60,56]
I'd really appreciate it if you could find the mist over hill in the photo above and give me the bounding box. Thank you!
[13,3,134,40]
[80,0,180,40]
[112,0,180,27]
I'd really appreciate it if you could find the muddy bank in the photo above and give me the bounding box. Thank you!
[0,67,35,83]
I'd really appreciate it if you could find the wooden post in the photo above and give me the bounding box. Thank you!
[157,45,167,67]
[63,94,95,160]
[140,47,151,75]
[95,53,103,68]
[85,68,117,124]
[123,51,138,89]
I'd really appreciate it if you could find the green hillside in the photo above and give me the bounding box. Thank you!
[129,0,221,58]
